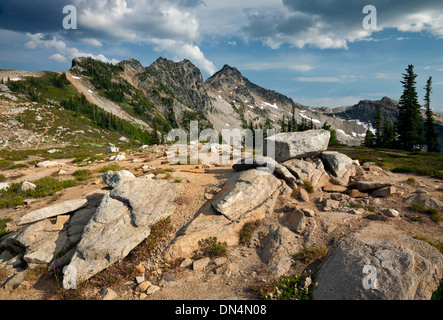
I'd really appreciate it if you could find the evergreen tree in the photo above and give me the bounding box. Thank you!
[381,118,396,149]
[322,121,338,146]
[396,65,424,151]
[374,105,383,147]
[423,77,440,152]
[291,104,297,132]
[362,128,375,147]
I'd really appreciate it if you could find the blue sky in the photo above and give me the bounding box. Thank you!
[1,0,442,113]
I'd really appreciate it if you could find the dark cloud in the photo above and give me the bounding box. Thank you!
[0,0,72,33]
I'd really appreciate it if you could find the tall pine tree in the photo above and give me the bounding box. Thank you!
[423,77,440,152]
[397,65,424,151]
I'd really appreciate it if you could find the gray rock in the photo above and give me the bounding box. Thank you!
[321,151,354,178]
[17,199,88,226]
[0,183,10,191]
[404,194,443,211]
[193,257,211,271]
[260,225,302,277]
[146,285,160,295]
[100,288,118,300]
[18,181,36,192]
[371,186,398,198]
[232,156,297,188]
[283,158,330,188]
[264,129,330,163]
[64,179,181,283]
[356,181,392,192]
[381,209,400,217]
[212,169,282,221]
[36,161,60,168]
[105,147,119,154]
[102,170,136,188]
[313,223,443,300]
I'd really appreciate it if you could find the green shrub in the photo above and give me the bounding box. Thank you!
[201,236,227,258]
[74,169,92,181]
[0,217,13,238]
[303,180,314,194]
[0,174,5,182]
[294,246,328,264]
[239,221,261,246]
[261,273,316,300]
[0,196,25,209]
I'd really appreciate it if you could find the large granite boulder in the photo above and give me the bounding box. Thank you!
[212,169,282,221]
[263,130,330,163]
[313,223,443,300]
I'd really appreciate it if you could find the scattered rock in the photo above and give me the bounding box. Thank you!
[105,147,119,154]
[381,209,400,218]
[0,183,10,191]
[100,288,118,300]
[36,161,60,168]
[180,258,193,268]
[193,257,211,271]
[136,281,152,292]
[371,186,398,198]
[146,285,160,295]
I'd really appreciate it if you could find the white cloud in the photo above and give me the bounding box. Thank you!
[241,61,313,72]
[295,75,360,83]
[25,33,119,65]
[49,53,67,63]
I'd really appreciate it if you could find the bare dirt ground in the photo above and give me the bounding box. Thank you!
[0,151,442,301]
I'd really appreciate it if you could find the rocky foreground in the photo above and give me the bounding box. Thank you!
[0,129,442,300]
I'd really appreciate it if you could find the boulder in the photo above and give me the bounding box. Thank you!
[381,209,400,218]
[18,181,36,192]
[321,151,354,178]
[233,157,297,188]
[212,169,282,221]
[105,147,119,154]
[64,179,181,283]
[404,194,443,211]
[313,223,443,300]
[264,130,330,163]
[371,186,398,198]
[109,154,126,162]
[283,158,329,188]
[102,170,136,188]
[18,199,88,225]
[36,161,60,168]
[0,183,10,191]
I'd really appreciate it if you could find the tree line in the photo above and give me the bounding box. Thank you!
[363,65,440,152]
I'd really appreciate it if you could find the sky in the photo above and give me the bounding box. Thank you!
[0,0,443,113]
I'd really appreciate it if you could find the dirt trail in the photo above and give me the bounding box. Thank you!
[36,105,55,148]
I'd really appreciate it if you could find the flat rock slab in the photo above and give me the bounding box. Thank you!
[356,181,392,192]
[322,185,348,193]
[264,130,330,163]
[211,169,282,221]
[18,199,88,225]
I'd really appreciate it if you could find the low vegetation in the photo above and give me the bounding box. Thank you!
[200,236,227,258]
[260,273,316,300]
[239,221,261,246]
[0,217,13,238]
[0,176,76,208]
[293,246,328,265]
